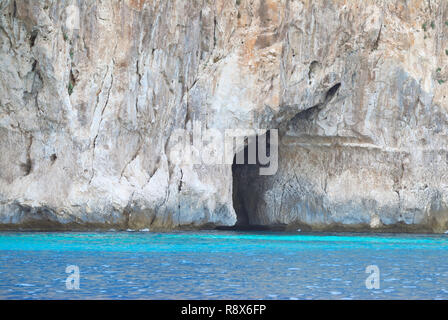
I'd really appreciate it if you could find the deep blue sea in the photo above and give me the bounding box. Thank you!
[0,230,448,299]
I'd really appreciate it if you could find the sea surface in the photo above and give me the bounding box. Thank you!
[0,230,448,299]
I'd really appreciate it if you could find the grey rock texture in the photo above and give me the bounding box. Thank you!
[1,0,448,232]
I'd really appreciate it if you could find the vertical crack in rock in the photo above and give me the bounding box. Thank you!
[29,30,38,48]
[89,40,117,184]
[21,134,33,176]
[68,69,76,94]
[372,24,382,51]
[178,169,183,192]
[393,160,405,213]
[89,73,114,185]
[176,168,184,227]
[12,0,17,18]
[213,16,217,49]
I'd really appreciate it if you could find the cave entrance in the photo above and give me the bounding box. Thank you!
[227,131,274,231]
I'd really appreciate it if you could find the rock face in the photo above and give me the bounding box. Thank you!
[1,0,448,232]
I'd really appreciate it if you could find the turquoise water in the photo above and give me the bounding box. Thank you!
[1,230,448,299]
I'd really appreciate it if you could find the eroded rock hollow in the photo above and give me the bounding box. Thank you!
[1,0,448,232]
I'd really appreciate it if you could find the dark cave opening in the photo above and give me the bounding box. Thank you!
[231,147,256,228]
[221,131,275,231]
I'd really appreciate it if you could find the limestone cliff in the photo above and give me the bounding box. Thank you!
[1,0,448,232]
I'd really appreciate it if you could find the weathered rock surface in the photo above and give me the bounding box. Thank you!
[1,0,448,232]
